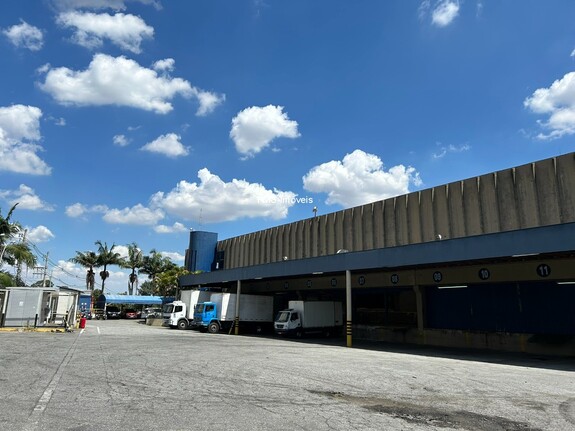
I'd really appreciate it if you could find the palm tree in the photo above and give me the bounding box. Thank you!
[140,249,176,295]
[1,205,37,281]
[95,241,122,296]
[155,266,190,297]
[120,242,143,295]
[1,204,22,266]
[0,204,20,238]
[69,250,99,290]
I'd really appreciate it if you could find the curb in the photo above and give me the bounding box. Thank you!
[0,327,71,333]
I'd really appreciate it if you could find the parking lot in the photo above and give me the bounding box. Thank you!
[0,319,574,431]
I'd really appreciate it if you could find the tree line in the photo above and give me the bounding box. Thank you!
[1,204,189,299]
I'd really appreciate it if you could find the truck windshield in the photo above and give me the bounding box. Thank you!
[164,304,174,313]
[276,311,290,323]
[195,304,205,313]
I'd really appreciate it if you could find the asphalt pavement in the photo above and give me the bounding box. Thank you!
[0,319,574,431]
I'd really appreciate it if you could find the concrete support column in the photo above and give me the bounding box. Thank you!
[346,270,352,348]
[414,284,425,332]
[235,280,241,335]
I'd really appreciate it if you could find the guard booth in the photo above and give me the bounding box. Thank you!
[1,287,57,327]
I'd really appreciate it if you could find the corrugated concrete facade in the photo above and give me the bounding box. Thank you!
[218,153,575,269]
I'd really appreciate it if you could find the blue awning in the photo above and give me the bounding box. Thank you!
[96,294,174,306]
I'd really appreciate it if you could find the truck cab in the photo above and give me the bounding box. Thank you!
[274,309,302,337]
[193,301,220,333]
[274,301,343,337]
[163,300,186,329]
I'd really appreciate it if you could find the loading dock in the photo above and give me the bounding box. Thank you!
[179,154,575,356]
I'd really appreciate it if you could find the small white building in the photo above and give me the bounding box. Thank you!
[0,286,82,328]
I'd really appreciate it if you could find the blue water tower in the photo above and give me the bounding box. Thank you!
[185,231,218,273]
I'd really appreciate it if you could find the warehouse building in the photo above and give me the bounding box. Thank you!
[180,153,575,356]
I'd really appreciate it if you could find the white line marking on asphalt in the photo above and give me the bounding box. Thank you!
[23,332,80,431]
[97,326,101,334]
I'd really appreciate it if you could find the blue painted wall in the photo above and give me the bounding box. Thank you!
[186,231,218,273]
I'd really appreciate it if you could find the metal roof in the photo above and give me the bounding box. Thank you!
[180,222,575,287]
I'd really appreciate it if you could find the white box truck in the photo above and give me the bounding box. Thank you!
[193,293,274,334]
[164,289,212,329]
[274,300,343,337]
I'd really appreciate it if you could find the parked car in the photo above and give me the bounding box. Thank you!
[123,309,140,319]
[141,307,162,319]
[106,306,121,319]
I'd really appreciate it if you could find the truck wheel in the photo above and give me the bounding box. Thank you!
[295,329,303,338]
[177,319,188,330]
[208,322,220,333]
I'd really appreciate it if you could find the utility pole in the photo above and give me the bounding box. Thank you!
[42,252,49,287]
[33,251,49,287]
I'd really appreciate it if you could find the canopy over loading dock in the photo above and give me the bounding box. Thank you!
[179,153,575,356]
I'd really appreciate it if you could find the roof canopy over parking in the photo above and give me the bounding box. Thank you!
[96,294,173,306]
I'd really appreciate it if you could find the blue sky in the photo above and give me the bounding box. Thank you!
[1,0,574,294]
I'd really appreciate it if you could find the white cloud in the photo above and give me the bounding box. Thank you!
[113,134,130,146]
[0,105,51,176]
[3,20,44,51]
[0,105,42,141]
[426,0,459,27]
[432,142,471,159]
[476,1,484,17]
[418,0,431,21]
[65,203,108,218]
[25,225,55,243]
[0,184,55,211]
[66,203,88,217]
[53,117,66,126]
[56,11,154,54]
[150,168,298,223]
[141,133,189,158]
[51,0,161,12]
[153,58,175,72]
[154,222,188,234]
[39,54,223,115]
[113,244,130,259]
[524,71,575,139]
[230,105,300,157]
[195,90,225,117]
[303,149,422,208]
[102,203,164,225]
[161,251,185,262]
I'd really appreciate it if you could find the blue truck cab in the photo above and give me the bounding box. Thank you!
[193,293,274,334]
[193,301,220,333]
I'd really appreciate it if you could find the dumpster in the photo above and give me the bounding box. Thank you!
[79,317,87,329]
